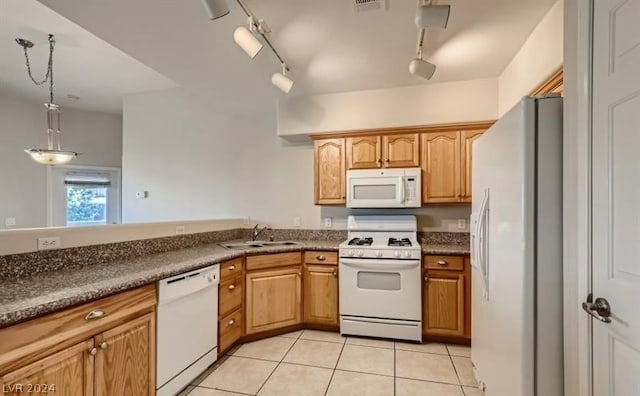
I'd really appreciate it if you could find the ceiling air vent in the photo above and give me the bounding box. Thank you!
[352,0,389,15]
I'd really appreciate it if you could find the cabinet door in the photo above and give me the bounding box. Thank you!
[422,132,461,203]
[346,136,381,169]
[382,133,420,168]
[1,340,94,396]
[314,138,346,204]
[303,264,338,326]
[423,272,465,337]
[460,130,484,203]
[245,267,302,334]
[94,313,155,396]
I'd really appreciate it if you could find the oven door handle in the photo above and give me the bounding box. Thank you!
[340,258,420,270]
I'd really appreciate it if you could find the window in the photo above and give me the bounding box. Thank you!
[47,166,121,227]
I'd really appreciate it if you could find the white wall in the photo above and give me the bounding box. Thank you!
[498,0,564,116]
[122,88,236,223]
[0,90,122,229]
[277,78,498,138]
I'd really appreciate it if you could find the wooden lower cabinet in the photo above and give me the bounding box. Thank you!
[94,313,155,396]
[424,272,465,337]
[423,255,471,341]
[245,266,302,335]
[1,340,94,396]
[303,264,338,326]
[0,285,156,396]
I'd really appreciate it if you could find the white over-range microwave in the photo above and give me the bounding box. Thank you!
[346,168,421,208]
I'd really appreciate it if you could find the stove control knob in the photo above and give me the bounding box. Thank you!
[394,251,401,258]
[403,251,412,258]
[375,250,383,258]
[348,249,355,257]
[356,250,364,257]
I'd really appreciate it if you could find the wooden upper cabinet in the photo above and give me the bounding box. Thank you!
[346,136,381,169]
[314,138,345,205]
[1,340,94,396]
[382,133,420,168]
[94,313,155,396]
[422,132,461,203]
[460,130,484,202]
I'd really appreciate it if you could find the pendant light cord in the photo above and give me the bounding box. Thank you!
[21,35,56,104]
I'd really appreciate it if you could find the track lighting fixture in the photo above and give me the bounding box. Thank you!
[409,1,450,81]
[233,25,263,58]
[202,0,294,93]
[201,0,230,20]
[409,58,436,80]
[272,64,294,93]
[415,3,450,29]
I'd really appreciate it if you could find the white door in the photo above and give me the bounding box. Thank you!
[590,0,640,394]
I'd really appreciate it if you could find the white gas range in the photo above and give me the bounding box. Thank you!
[338,215,422,342]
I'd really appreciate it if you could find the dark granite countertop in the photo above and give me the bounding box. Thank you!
[421,243,471,255]
[0,240,340,328]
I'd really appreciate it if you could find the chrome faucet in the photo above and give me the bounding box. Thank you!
[251,224,272,241]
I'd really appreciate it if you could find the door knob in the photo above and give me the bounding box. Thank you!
[582,296,612,323]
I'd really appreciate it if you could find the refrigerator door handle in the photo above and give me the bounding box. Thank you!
[476,188,490,300]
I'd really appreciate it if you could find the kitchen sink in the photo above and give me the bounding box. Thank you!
[220,241,300,249]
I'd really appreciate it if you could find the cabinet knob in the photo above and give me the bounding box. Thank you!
[228,265,235,271]
[424,276,429,281]
[437,260,447,266]
[341,195,346,199]
[316,255,326,261]
[100,342,108,350]
[298,271,302,277]
[89,347,97,356]
[332,270,337,277]
[84,309,106,321]
[228,284,236,290]
[228,319,235,326]
[385,159,390,163]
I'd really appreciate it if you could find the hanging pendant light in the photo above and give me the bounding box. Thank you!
[16,34,79,165]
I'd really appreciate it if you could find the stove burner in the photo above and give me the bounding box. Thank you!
[388,238,412,247]
[348,237,373,246]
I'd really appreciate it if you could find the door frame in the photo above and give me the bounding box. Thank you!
[563,0,593,395]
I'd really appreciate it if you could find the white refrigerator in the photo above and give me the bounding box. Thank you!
[470,96,563,396]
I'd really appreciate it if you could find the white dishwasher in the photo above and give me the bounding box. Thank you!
[156,264,219,396]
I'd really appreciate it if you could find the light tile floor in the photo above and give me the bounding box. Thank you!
[184,330,481,396]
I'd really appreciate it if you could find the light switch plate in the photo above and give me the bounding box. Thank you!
[324,217,332,228]
[457,219,466,229]
[293,216,301,227]
[175,225,186,235]
[5,217,16,227]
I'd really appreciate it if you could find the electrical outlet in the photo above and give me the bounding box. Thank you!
[457,219,466,230]
[293,216,301,227]
[37,237,61,250]
[5,217,16,227]
[243,216,250,226]
[324,217,332,228]
[135,191,148,199]
[175,225,186,235]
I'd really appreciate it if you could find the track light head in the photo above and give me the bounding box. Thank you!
[272,73,294,93]
[415,4,450,29]
[409,58,436,80]
[201,0,230,20]
[233,26,263,58]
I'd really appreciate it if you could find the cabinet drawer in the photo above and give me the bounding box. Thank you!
[425,255,464,271]
[220,258,243,282]
[219,277,243,317]
[0,284,156,372]
[246,252,301,271]
[219,309,242,354]
[304,251,338,265]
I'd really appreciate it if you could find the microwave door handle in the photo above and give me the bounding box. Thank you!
[399,177,406,203]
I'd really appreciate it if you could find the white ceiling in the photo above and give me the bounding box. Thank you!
[27,0,556,114]
[0,0,177,113]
